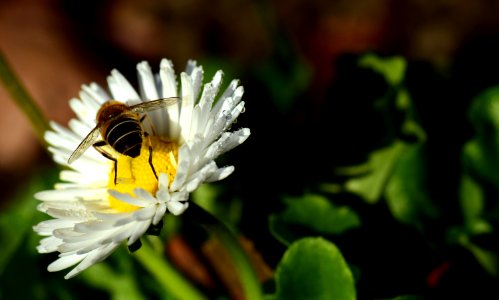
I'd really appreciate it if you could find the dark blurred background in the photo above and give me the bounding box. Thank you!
[2,0,499,189]
[2,0,499,298]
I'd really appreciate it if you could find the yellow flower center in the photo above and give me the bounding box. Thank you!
[108,136,178,212]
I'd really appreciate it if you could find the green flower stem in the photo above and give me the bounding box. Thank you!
[0,52,49,145]
[134,238,207,300]
[188,202,263,300]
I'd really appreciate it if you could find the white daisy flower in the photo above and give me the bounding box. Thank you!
[33,59,250,279]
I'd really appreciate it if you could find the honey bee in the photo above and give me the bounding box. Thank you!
[68,98,179,183]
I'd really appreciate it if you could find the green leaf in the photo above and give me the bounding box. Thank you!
[448,229,498,277]
[385,143,437,227]
[464,86,499,185]
[396,88,426,142]
[0,193,37,275]
[455,233,499,277]
[269,194,360,245]
[466,219,493,235]
[467,242,498,277]
[358,53,407,86]
[343,141,407,203]
[266,237,356,300]
[463,140,490,181]
[0,168,58,275]
[468,86,499,130]
[458,174,493,235]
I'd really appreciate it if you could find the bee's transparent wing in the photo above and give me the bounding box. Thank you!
[130,97,179,114]
[68,126,101,164]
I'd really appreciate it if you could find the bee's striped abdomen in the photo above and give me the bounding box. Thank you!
[106,117,143,157]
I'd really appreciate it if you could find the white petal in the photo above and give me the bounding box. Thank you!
[159,59,177,97]
[137,61,160,100]
[134,188,157,203]
[223,101,246,132]
[35,188,107,201]
[179,73,195,143]
[186,60,203,100]
[101,223,140,244]
[82,83,110,104]
[54,182,104,190]
[108,189,151,207]
[48,253,86,272]
[185,161,217,192]
[153,203,167,225]
[34,219,76,235]
[127,220,151,245]
[170,191,189,203]
[67,119,94,140]
[208,128,250,160]
[190,72,222,138]
[157,173,169,192]
[37,236,63,253]
[69,98,96,126]
[59,230,108,244]
[50,121,83,144]
[158,99,180,138]
[61,239,102,254]
[92,82,109,98]
[73,220,117,233]
[170,145,191,191]
[68,155,111,174]
[92,211,133,223]
[159,59,180,139]
[45,132,77,153]
[137,61,170,135]
[203,100,232,143]
[221,79,241,101]
[188,105,201,143]
[107,69,140,104]
[64,243,119,279]
[206,166,235,182]
[60,170,108,185]
[43,207,95,221]
[167,201,189,215]
[79,88,103,113]
[132,205,156,221]
[156,188,169,203]
[212,79,240,117]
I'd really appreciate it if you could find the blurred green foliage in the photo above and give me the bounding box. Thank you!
[269,194,360,246]
[265,237,356,300]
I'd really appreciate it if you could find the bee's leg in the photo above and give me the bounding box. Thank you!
[144,132,159,180]
[93,141,118,185]
[140,114,158,136]
[148,145,158,180]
